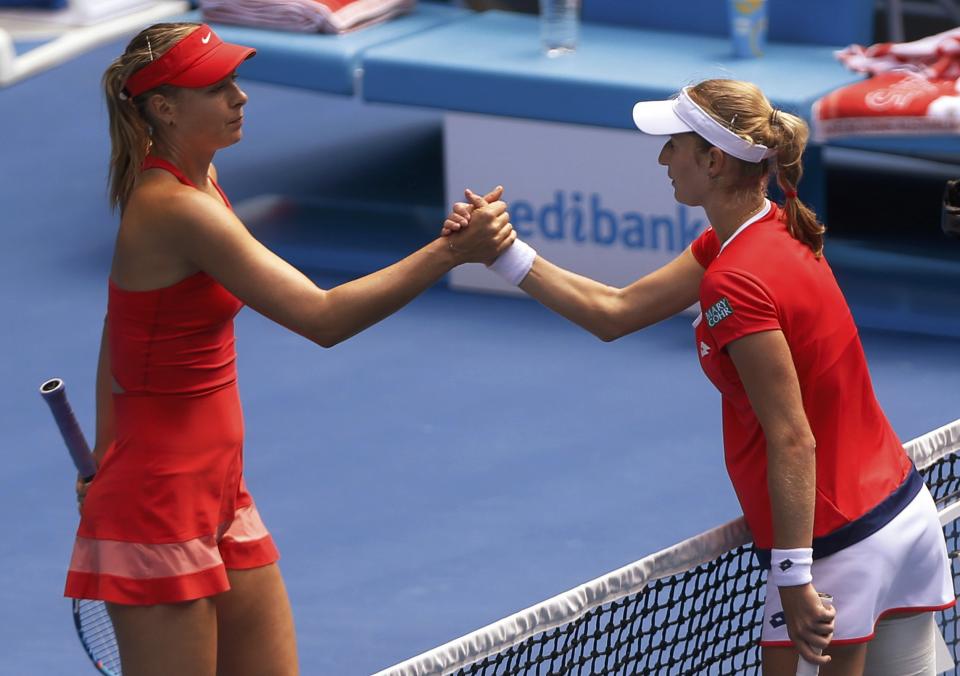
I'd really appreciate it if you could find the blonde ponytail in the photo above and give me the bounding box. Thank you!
[103,23,198,212]
[768,109,825,257]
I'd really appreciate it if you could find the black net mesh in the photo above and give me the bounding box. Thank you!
[454,452,960,676]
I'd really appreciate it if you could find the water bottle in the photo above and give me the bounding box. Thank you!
[539,0,579,57]
[728,0,768,58]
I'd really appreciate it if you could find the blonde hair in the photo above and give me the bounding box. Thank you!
[686,79,826,257]
[102,23,199,212]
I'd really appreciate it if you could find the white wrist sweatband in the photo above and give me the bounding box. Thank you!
[488,239,536,286]
[770,547,813,587]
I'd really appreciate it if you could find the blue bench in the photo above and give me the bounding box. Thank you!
[362,0,870,124]
[186,2,470,96]
[361,10,862,129]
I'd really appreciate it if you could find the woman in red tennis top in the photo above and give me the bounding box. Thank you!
[446,79,955,675]
[65,22,515,675]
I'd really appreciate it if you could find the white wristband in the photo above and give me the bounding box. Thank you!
[770,547,813,587]
[488,239,536,286]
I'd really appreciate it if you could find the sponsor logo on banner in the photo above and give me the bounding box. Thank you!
[509,191,705,252]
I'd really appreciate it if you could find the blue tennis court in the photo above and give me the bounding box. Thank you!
[2,28,959,676]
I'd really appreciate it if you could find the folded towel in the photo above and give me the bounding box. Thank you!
[836,27,960,79]
[813,28,960,141]
[201,0,416,34]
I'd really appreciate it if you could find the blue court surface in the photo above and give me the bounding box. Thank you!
[1,36,959,676]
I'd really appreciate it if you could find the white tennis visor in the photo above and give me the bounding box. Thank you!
[632,87,776,164]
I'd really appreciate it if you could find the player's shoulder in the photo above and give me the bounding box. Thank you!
[717,222,798,274]
[700,260,776,308]
[126,174,232,242]
[134,168,223,210]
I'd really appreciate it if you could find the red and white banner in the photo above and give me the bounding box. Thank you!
[813,28,960,141]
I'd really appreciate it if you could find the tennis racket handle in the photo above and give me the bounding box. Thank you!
[795,593,834,676]
[39,378,96,481]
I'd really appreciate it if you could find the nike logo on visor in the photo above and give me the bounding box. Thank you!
[201,32,212,44]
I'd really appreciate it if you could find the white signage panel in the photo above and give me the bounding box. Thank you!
[445,113,709,296]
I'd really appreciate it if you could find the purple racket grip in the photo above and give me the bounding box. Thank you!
[39,378,97,481]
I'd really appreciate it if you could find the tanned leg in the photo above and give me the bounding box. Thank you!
[214,563,298,676]
[107,598,217,676]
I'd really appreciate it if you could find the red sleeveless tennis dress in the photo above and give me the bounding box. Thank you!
[64,157,279,605]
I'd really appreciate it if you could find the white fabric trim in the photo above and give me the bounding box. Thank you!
[632,88,777,163]
[718,199,772,253]
[939,500,960,527]
[372,420,960,676]
[907,418,960,472]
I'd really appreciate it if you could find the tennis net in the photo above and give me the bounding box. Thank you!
[375,418,960,676]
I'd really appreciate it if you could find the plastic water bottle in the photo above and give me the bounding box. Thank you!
[539,0,579,57]
[728,0,768,58]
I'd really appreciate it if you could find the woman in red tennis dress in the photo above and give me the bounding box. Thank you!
[445,79,955,675]
[65,22,515,675]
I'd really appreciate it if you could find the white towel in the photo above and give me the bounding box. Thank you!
[201,0,416,34]
[836,26,960,80]
[813,28,960,140]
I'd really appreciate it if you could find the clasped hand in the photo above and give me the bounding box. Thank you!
[75,475,91,515]
[441,186,515,266]
[779,583,836,668]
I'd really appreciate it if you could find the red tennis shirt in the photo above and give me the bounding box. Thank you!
[690,202,912,554]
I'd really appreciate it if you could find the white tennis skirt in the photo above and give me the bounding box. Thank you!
[760,484,956,645]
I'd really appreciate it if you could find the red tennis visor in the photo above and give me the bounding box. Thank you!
[124,25,256,98]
